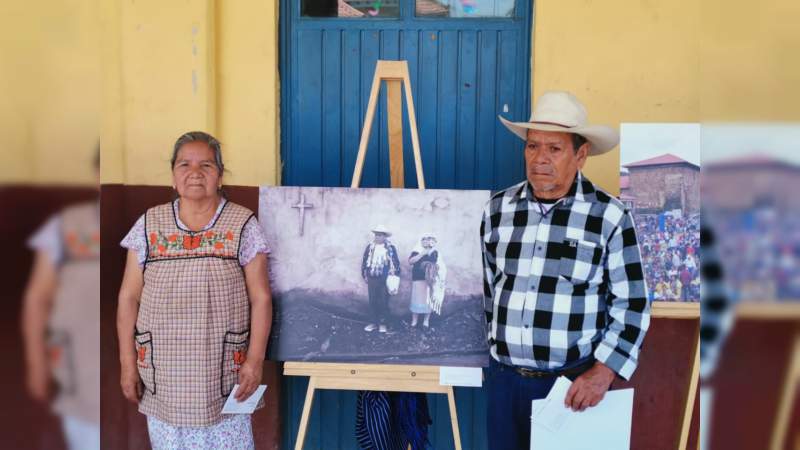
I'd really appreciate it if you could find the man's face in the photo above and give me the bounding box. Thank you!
[524,129,588,199]
[374,233,387,244]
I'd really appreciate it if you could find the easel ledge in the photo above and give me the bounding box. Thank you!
[284,362,450,393]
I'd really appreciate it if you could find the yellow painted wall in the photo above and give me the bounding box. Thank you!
[4,1,797,188]
[531,0,800,195]
[101,0,280,187]
[0,0,100,185]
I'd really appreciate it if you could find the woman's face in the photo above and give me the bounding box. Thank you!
[172,141,222,201]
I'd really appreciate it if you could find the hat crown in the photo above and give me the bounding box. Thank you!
[528,91,588,128]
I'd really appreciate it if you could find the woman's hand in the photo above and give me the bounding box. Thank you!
[236,360,263,402]
[26,361,51,402]
[120,361,143,404]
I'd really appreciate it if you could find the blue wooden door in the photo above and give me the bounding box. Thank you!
[280,1,533,448]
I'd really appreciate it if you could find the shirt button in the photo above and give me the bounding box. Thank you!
[524,325,530,329]
[536,245,542,251]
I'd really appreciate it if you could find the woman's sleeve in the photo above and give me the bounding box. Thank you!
[240,216,271,267]
[27,213,64,266]
[120,214,147,267]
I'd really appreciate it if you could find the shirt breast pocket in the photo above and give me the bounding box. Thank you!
[558,240,603,285]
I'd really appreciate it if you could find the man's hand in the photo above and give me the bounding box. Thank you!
[236,359,263,402]
[563,362,616,412]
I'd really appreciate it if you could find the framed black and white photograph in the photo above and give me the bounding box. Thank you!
[259,186,491,366]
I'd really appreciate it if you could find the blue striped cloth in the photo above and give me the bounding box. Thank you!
[355,391,431,450]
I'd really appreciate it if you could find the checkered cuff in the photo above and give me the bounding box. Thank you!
[594,340,638,381]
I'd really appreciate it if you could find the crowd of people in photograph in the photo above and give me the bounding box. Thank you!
[711,207,800,301]
[634,213,701,302]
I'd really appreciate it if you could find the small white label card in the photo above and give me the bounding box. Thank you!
[221,384,268,414]
[439,366,483,387]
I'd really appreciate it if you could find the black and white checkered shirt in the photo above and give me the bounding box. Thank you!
[480,172,650,380]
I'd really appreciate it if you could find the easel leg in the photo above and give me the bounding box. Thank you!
[295,377,317,450]
[446,386,463,450]
[678,326,701,450]
[769,333,800,450]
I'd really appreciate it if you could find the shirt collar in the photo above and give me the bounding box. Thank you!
[510,171,596,206]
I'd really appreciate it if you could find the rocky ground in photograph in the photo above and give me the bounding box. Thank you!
[269,293,489,366]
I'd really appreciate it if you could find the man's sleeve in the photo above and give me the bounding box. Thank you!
[480,203,498,326]
[361,245,369,278]
[391,246,401,276]
[699,219,734,379]
[594,209,651,381]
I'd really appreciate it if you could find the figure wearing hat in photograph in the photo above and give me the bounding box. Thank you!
[482,91,651,450]
[408,233,439,328]
[361,225,401,333]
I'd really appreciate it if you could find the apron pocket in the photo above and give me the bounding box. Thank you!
[134,330,156,395]
[47,329,77,396]
[221,330,250,397]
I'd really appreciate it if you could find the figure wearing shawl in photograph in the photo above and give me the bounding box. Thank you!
[408,233,447,328]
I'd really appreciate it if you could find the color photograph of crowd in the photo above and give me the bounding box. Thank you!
[635,213,701,302]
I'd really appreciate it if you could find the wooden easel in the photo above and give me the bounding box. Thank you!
[284,60,462,450]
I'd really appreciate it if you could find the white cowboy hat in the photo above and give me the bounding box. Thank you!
[371,225,392,236]
[498,91,620,156]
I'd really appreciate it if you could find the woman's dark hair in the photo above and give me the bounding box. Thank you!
[171,131,224,175]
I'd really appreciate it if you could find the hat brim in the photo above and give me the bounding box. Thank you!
[498,115,619,156]
[372,230,392,236]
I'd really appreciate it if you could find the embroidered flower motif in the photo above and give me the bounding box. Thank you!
[137,346,148,368]
[64,230,100,258]
[151,229,236,257]
[49,346,62,365]
[232,349,247,372]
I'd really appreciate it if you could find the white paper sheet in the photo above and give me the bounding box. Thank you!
[221,384,268,414]
[700,387,712,450]
[439,366,483,387]
[533,376,573,432]
[531,380,634,450]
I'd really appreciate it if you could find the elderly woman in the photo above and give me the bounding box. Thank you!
[361,225,401,333]
[117,131,272,449]
[22,149,100,450]
[408,233,439,328]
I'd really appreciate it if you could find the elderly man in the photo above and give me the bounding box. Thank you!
[362,225,401,333]
[481,91,650,449]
